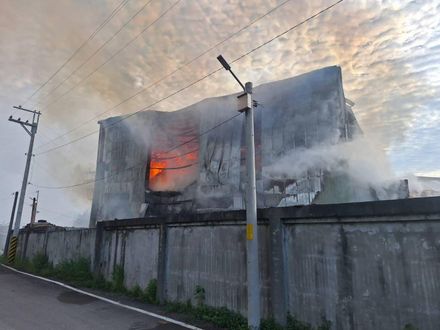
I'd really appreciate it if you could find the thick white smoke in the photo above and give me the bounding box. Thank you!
[264,135,398,197]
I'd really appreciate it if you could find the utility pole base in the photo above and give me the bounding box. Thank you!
[7,236,18,264]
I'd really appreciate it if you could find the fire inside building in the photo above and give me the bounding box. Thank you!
[89,66,407,225]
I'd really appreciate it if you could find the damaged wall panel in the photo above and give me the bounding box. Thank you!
[90,66,373,225]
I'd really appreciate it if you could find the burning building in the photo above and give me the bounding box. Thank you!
[89,66,405,226]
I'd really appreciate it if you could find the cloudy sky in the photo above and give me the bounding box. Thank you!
[0,0,439,227]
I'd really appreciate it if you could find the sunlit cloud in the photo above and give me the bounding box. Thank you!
[0,0,439,225]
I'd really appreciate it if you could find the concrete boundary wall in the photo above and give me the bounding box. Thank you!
[17,229,95,266]
[18,197,440,329]
[93,228,160,289]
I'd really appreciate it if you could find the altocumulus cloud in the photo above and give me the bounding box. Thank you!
[0,0,439,225]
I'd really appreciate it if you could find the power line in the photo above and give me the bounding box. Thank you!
[23,0,130,105]
[232,0,344,64]
[35,0,155,107]
[34,0,293,151]
[37,0,181,111]
[30,112,243,189]
[35,0,343,157]
[36,67,223,156]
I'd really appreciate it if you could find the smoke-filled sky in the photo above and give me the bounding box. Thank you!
[0,0,439,227]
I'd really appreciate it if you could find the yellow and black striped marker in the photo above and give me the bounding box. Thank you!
[7,236,18,264]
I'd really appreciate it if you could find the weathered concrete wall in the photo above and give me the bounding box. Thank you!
[284,220,440,329]
[17,229,95,266]
[124,229,159,289]
[165,225,271,316]
[46,229,96,266]
[18,197,440,329]
[0,225,8,253]
[94,228,159,289]
[275,197,440,330]
[18,231,46,259]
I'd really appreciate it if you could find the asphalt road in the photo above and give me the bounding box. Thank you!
[0,266,189,330]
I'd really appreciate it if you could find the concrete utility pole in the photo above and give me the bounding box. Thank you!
[8,105,41,255]
[3,191,18,258]
[217,55,261,329]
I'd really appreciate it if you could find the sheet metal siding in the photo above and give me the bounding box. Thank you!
[90,66,353,223]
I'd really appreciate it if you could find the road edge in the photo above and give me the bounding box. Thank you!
[0,263,202,330]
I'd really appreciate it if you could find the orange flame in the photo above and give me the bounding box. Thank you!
[148,149,199,191]
[149,159,166,179]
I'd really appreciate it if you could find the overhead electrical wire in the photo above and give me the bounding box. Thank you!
[36,0,181,111]
[230,0,344,65]
[23,0,130,105]
[30,112,243,189]
[36,0,343,157]
[35,0,157,107]
[31,0,344,189]
[35,0,293,151]
[35,66,223,156]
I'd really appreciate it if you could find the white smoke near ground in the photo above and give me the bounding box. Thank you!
[264,135,399,199]
[72,209,91,228]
